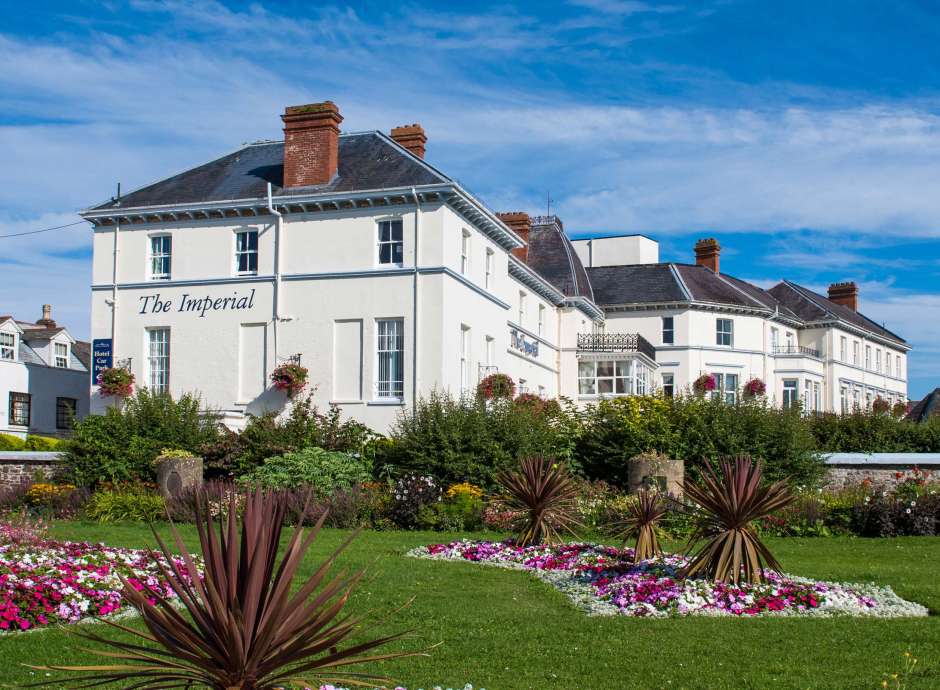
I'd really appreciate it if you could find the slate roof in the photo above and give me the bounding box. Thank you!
[92,132,449,211]
[906,388,940,423]
[768,281,906,345]
[586,262,798,317]
[525,217,593,300]
[72,341,91,369]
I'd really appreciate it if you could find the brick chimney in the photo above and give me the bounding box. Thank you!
[36,304,56,328]
[281,101,343,187]
[694,238,721,273]
[828,281,859,311]
[497,212,532,262]
[390,124,427,159]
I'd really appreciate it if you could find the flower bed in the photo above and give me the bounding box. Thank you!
[408,540,927,618]
[0,525,198,631]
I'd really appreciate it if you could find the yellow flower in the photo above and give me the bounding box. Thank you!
[446,482,483,500]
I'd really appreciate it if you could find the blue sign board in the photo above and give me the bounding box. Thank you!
[92,338,113,382]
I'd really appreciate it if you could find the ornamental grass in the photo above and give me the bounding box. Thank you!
[681,455,795,585]
[612,489,667,563]
[28,487,424,689]
[495,455,582,547]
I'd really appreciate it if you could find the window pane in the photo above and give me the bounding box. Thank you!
[615,360,632,377]
[597,361,614,377]
[379,222,391,242]
[578,361,595,378]
[579,378,596,395]
[393,243,403,264]
[615,378,627,394]
[391,221,402,241]
[598,378,614,394]
[379,244,391,264]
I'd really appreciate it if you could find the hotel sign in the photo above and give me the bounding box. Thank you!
[137,289,256,318]
[510,329,539,358]
[91,338,112,380]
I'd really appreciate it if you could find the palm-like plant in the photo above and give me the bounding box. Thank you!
[495,455,582,546]
[29,488,422,689]
[681,455,795,584]
[612,489,667,563]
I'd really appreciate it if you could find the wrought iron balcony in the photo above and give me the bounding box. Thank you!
[577,333,657,360]
[773,344,821,358]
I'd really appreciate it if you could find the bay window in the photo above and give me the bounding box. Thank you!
[782,379,798,409]
[578,358,651,397]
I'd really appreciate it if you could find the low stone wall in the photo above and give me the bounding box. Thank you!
[823,453,940,490]
[0,452,64,487]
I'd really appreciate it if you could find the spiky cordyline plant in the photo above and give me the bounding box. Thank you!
[612,489,667,563]
[28,488,423,689]
[682,455,795,585]
[496,455,583,547]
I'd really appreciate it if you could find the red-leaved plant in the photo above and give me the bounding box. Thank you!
[97,367,135,397]
[495,455,582,546]
[692,373,716,395]
[270,362,309,397]
[477,372,515,400]
[28,488,424,689]
[743,377,766,398]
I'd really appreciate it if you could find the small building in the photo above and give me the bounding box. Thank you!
[0,305,91,438]
[906,388,939,423]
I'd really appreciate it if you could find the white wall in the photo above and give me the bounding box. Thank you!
[571,235,660,267]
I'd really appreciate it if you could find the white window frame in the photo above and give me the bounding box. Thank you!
[865,345,872,370]
[716,318,733,347]
[578,359,638,396]
[661,373,675,398]
[518,291,527,326]
[147,328,170,393]
[375,318,404,400]
[875,349,882,373]
[782,379,798,409]
[234,229,259,276]
[896,355,902,378]
[149,234,172,280]
[853,341,859,365]
[484,248,494,289]
[54,342,69,368]
[484,335,495,367]
[538,304,545,336]
[662,316,674,345]
[711,372,738,404]
[0,332,16,361]
[840,385,848,414]
[839,336,847,362]
[459,325,471,395]
[377,219,404,267]
[460,229,471,275]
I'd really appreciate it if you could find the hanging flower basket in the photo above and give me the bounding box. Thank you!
[270,362,309,397]
[743,377,767,398]
[692,374,716,395]
[477,373,515,400]
[97,367,135,398]
[872,396,890,415]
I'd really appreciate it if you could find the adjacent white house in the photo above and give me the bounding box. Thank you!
[0,306,90,438]
[81,100,908,432]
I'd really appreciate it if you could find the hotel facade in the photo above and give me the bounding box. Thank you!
[83,101,909,431]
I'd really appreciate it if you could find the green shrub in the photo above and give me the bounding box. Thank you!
[238,447,372,494]
[379,392,580,488]
[809,411,940,453]
[24,435,62,451]
[64,389,221,487]
[200,396,376,478]
[0,433,26,451]
[85,485,166,522]
[577,395,822,487]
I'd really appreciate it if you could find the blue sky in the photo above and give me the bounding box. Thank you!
[1,0,939,397]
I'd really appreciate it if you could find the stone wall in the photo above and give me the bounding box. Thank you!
[0,452,64,487]
[823,453,940,490]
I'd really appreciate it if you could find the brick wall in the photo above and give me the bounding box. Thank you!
[822,453,940,490]
[0,452,64,486]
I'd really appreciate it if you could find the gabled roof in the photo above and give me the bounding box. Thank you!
[586,262,798,319]
[906,388,940,423]
[72,341,91,369]
[91,132,450,211]
[768,281,906,346]
[525,216,594,301]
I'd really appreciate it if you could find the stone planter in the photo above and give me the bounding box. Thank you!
[155,454,203,499]
[627,452,684,498]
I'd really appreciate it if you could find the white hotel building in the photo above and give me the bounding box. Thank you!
[83,101,909,431]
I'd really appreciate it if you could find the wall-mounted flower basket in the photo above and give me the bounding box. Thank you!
[872,396,890,415]
[477,372,515,400]
[692,373,716,395]
[743,377,767,398]
[270,362,309,397]
[97,367,135,398]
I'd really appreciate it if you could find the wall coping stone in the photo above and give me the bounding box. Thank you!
[823,453,940,466]
[0,452,64,463]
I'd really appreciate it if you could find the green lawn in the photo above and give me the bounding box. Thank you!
[1,522,938,690]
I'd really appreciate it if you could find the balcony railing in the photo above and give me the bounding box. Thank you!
[773,344,821,358]
[577,333,657,361]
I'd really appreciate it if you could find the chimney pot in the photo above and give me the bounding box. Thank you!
[37,304,56,328]
[694,237,721,273]
[281,101,343,187]
[497,212,532,262]
[828,281,859,311]
[390,123,427,159]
